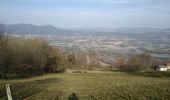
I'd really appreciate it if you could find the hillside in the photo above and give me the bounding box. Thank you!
[5,24,72,35]
[0,71,170,100]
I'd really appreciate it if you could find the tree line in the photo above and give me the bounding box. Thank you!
[112,53,163,72]
[0,24,101,79]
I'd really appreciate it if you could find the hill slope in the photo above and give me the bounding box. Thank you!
[5,24,71,35]
[0,71,170,100]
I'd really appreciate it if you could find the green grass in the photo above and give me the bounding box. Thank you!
[0,71,170,100]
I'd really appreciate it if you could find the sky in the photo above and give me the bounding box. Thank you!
[0,0,170,28]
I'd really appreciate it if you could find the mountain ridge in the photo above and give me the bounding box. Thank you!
[4,23,170,35]
[5,24,72,35]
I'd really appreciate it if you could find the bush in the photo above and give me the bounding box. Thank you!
[0,36,65,78]
[114,53,158,72]
[0,37,102,78]
[72,70,82,73]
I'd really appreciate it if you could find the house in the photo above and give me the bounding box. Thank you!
[156,65,168,71]
[165,63,170,70]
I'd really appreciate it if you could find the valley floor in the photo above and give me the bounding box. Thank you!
[0,71,170,100]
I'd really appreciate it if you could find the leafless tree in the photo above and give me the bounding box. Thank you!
[0,23,8,78]
[0,24,8,49]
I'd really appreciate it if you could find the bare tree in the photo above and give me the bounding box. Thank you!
[0,24,8,49]
[0,23,8,78]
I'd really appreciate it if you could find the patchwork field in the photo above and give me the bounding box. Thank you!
[47,33,170,63]
[14,32,170,63]
[0,71,170,100]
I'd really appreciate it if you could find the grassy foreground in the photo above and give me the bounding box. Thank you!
[0,71,170,100]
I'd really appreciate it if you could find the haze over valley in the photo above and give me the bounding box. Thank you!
[6,24,170,64]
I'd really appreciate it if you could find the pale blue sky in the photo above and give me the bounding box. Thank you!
[0,0,170,28]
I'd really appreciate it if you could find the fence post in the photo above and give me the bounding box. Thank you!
[6,84,13,100]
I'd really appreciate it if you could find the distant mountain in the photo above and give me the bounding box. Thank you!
[72,27,170,34]
[5,24,170,35]
[5,24,72,35]
[112,27,163,33]
[162,28,170,32]
[93,27,170,34]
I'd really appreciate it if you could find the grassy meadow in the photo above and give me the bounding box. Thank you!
[0,71,170,100]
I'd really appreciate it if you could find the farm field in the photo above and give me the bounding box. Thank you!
[47,33,170,63]
[0,71,170,100]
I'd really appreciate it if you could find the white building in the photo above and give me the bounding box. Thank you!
[156,65,168,71]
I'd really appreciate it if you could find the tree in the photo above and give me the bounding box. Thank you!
[115,57,127,70]
[0,23,8,78]
[115,53,158,72]
[126,53,157,71]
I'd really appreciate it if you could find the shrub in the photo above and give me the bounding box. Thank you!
[0,36,65,78]
[114,53,158,72]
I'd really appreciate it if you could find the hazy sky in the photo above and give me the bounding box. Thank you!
[0,0,170,28]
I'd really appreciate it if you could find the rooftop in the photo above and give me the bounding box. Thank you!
[158,65,167,68]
